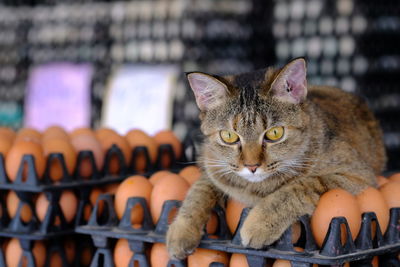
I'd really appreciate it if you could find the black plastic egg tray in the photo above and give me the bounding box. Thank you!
[76,194,400,267]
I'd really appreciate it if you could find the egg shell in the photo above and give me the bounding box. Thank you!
[84,188,104,221]
[0,136,13,157]
[389,173,400,183]
[356,187,389,235]
[102,183,119,194]
[15,128,42,143]
[6,141,46,181]
[97,133,131,175]
[150,243,169,267]
[188,248,229,267]
[311,189,362,248]
[377,175,389,187]
[379,181,400,208]
[6,191,32,223]
[64,239,76,264]
[115,176,153,225]
[226,198,247,234]
[80,246,93,266]
[71,134,104,178]
[125,129,157,172]
[150,173,190,224]
[153,130,182,168]
[36,190,78,224]
[206,212,219,234]
[95,127,119,140]
[113,239,134,267]
[43,138,77,181]
[229,253,249,267]
[6,239,46,267]
[179,166,201,185]
[0,127,15,141]
[272,247,316,267]
[49,252,63,267]
[149,170,173,185]
[69,127,95,138]
[372,256,378,267]
[42,126,69,142]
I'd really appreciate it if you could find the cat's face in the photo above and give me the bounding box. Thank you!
[188,59,310,184]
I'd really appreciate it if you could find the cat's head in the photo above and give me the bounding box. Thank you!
[188,58,311,184]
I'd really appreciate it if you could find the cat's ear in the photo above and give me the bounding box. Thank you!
[187,72,229,111]
[270,58,307,104]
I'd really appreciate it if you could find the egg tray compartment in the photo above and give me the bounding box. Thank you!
[76,194,400,267]
[0,139,196,192]
[0,235,94,267]
[0,187,103,239]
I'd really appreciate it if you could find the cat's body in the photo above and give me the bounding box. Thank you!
[166,59,386,259]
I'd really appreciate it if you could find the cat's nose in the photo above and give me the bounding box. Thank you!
[244,164,260,173]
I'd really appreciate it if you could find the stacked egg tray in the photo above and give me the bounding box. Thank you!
[76,193,400,267]
[0,138,195,266]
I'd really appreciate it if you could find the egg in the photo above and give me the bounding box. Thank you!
[43,139,77,181]
[102,183,119,194]
[49,252,63,267]
[179,166,201,185]
[113,239,134,267]
[69,127,95,138]
[80,246,93,266]
[188,248,229,267]
[356,187,389,235]
[71,134,104,178]
[0,127,15,141]
[150,173,190,224]
[149,170,173,185]
[0,136,12,157]
[42,126,69,142]
[377,175,388,187]
[6,141,46,181]
[311,189,362,247]
[206,212,219,235]
[5,238,46,267]
[6,191,32,222]
[95,128,119,140]
[389,173,400,182]
[372,256,378,267]
[125,129,157,172]
[97,133,131,175]
[64,238,76,264]
[153,130,182,168]
[36,190,78,224]
[150,243,169,267]
[15,128,42,143]
[229,253,249,267]
[84,188,104,221]
[379,181,400,208]
[226,198,247,234]
[272,247,316,267]
[115,176,153,225]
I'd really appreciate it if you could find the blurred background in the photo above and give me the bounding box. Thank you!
[0,0,398,170]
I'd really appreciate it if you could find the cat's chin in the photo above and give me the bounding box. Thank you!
[237,172,271,183]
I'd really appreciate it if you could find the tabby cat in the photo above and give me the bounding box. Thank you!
[166,58,386,259]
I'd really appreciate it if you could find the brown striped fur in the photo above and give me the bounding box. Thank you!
[166,59,386,259]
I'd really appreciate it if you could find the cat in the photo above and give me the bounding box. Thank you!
[166,58,386,259]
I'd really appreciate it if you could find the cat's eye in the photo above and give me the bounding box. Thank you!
[220,130,240,144]
[265,126,284,142]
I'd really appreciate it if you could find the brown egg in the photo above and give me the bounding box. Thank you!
[102,183,119,194]
[153,130,182,168]
[150,243,169,267]
[0,136,13,157]
[0,127,15,141]
[377,175,389,187]
[36,190,78,224]
[380,181,400,208]
[15,128,42,143]
[179,166,201,185]
[206,212,219,235]
[84,188,104,221]
[64,238,76,264]
[389,173,400,183]
[188,248,229,267]
[311,189,362,247]
[97,133,131,175]
[372,256,378,267]
[150,173,190,224]
[49,252,63,267]
[272,247,316,267]
[71,134,104,178]
[125,129,157,172]
[42,126,69,142]
[115,176,153,225]
[69,127,95,138]
[6,141,46,181]
[226,198,247,234]
[43,139,77,181]
[6,191,32,223]
[149,170,173,185]
[229,253,249,267]
[5,238,46,267]
[80,246,93,266]
[356,187,389,235]
[113,239,134,267]
[95,128,119,140]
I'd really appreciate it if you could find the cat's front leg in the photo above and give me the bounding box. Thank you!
[240,176,323,248]
[166,177,223,259]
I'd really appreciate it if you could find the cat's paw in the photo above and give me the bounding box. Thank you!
[240,209,282,249]
[166,218,203,260]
